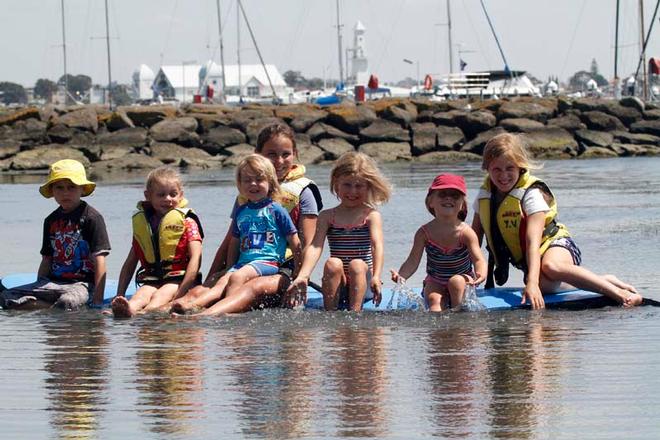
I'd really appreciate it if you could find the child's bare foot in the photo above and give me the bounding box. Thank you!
[604,275,638,294]
[111,296,133,318]
[623,292,643,308]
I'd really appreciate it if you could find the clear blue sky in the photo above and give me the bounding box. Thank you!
[2,0,659,87]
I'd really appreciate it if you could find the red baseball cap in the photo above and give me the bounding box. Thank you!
[428,173,467,195]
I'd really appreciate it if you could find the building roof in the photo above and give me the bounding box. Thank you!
[200,61,286,87]
[157,64,202,88]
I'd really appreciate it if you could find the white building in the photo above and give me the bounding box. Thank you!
[349,21,369,85]
[132,64,155,101]
[199,61,290,101]
[152,64,203,103]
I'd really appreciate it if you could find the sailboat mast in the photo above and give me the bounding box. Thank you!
[237,0,242,101]
[60,0,68,104]
[639,0,648,100]
[479,0,513,79]
[336,0,344,85]
[216,0,227,101]
[447,0,454,74]
[614,0,620,95]
[633,0,660,88]
[104,0,113,108]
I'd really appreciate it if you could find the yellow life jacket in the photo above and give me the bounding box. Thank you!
[132,198,203,282]
[237,164,322,260]
[478,171,570,284]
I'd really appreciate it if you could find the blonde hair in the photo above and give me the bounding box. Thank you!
[482,133,541,171]
[236,154,281,198]
[330,152,392,207]
[145,166,183,192]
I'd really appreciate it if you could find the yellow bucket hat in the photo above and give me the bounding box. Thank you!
[39,159,96,198]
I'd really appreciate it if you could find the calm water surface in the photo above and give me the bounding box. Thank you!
[1,158,659,439]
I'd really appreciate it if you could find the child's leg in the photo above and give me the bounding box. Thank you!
[423,279,448,312]
[322,257,346,311]
[447,274,468,308]
[223,265,261,298]
[112,285,156,317]
[346,259,370,312]
[142,283,179,312]
[170,271,227,313]
[194,266,272,316]
[540,247,642,306]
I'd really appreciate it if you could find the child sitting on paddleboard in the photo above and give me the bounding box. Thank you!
[472,132,641,309]
[391,174,487,311]
[111,166,203,317]
[287,152,391,311]
[185,154,302,317]
[0,159,110,310]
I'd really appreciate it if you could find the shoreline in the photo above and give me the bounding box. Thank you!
[1,96,659,176]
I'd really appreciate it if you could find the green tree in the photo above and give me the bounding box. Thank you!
[283,70,305,88]
[34,78,57,100]
[0,82,27,105]
[111,83,132,106]
[58,74,92,99]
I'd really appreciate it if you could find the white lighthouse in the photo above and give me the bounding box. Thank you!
[350,20,368,85]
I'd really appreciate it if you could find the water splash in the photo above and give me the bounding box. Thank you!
[387,279,427,311]
[460,284,485,312]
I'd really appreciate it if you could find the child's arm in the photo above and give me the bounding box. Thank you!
[522,211,546,309]
[368,210,385,305]
[390,227,425,283]
[225,235,240,269]
[37,256,51,278]
[471,213,484,246]
[463,225,487,285]
[287,232,303,278]
[90,254,107,306]
[285,210,330,305]
[204,224,233,283]
[116,249,139,297]
[173,239,202,300]
[298,214,318,254]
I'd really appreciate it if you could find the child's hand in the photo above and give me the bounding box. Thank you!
[472,272,485,286]
[371,277,382,306]
[284,277,308,308]
[390,269,404,284]
[522,283,545,309]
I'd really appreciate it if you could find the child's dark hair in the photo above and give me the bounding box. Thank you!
[256,123,297,156]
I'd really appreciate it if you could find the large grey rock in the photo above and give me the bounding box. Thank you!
[8,145,90,170]
[415,151,481,163]
[630,119,660,136]
[227,108,275,132]
[296,142,325,165]
[410,122,437,155]
[580,111,625,131]
[358,142,412,162]
[432,110,465,127]
[105,109,135,131]
[191,113,232,132]
[8,118,49,147]
[274,105,327,132]
[149,117,198,143]
[316,138,355,159]
[523,127,578,158]
[455,111,497,138]
[578,146,619,159]
[497,101,554,122]
[359,119,410,143]
[0,107,41,126]
[123,105,178,128]
[609,143,660,156]
[620,96,645,113]
[222,143,255,166]
[96,127,148,148]
[597,102,642,126]
[574,129,614,148]
[460,127,506,155]
[99,145,136,161]
[150,142,219,168]
[381,102,418,127]
[547,114,586,132]
[436,126,465,151]
[58,108,98,133]
[91,153,163,171]
[572,98,604,112]
[47,123,75,143]
[644,109,660,120]
[201,125,247,154]
[612,131,660,146]
[0,140,20,160]
[498,118,544,132]
[306,122,359,144]
[325,104,378,134]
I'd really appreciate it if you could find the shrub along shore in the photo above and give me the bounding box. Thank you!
[1,96,659,176]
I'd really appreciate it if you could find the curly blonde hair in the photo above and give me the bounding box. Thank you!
[330,152,391,207]
[236,154,281,198]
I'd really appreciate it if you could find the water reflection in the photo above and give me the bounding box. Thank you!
[42,313,109,439]
[324,327,388,438]
[134,324,205,436]
[223,329,317,439]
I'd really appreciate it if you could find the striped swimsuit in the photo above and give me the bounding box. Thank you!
[326,209,373,275]
[424,224,473,286]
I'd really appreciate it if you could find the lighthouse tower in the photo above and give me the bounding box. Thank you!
[350,21,368,85]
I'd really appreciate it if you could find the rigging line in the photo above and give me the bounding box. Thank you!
[372,0,407,75]
[559,0,587,79]
[479,0,511,76]
[460,0,492,70]
[161,0,180,65]
[634,0,660,79]
[285,2,311,68]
